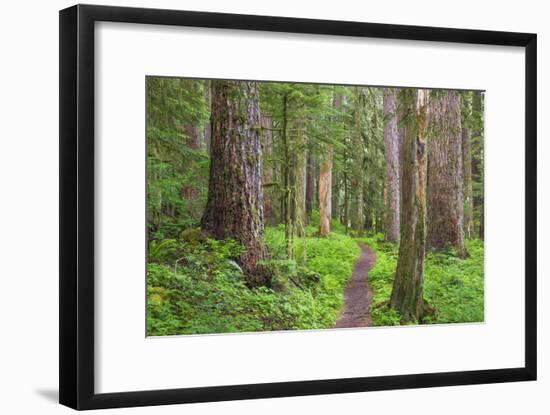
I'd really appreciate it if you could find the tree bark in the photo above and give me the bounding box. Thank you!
[305,152,315,220]
[461,107,474,239]
[203,81,212,153]
[281,93,294,258]
[377,184,386,233]
[343,168,349,231]
[261,115,276,225]
[319,145,333,236]
[351,88,364,236]
[204,123,211,154]
[471,91,484,240]
[291,116,308,237]
[201,80,268,285]
[427,91,467,257]
[331,170,340,220]
[180,124,201,200]
[383,88,401,243]
[319,93,341,236]
[331,94,343,221]
[390,89,428,323]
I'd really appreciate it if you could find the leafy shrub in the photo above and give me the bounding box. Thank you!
[148,239,178,263]
[147,226,360,335]
[362,236,484,326]
[147,225,484,336]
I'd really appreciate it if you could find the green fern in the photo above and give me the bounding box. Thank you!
[148,239,177,262]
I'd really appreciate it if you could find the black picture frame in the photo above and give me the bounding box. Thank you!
[59,4,537,410]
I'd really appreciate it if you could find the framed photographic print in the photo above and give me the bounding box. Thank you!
[59,4,537,410]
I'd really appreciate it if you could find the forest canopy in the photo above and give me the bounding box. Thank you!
[146,77,485,336]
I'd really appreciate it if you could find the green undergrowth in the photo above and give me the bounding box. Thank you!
[147,220,359,336]
[147,222,484,335]
[360,235,484,326]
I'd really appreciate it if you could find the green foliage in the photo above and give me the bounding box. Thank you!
[147,227,360,336]
[423,239,484,323]
[147,78,210,240]
[146,78,485,335]
[362,236,484,326]
[148,229,485,335]
[148,239,177,263]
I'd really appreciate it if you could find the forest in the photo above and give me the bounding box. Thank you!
[146,77,485,336]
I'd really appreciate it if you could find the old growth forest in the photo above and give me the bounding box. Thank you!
[147,77,485,336]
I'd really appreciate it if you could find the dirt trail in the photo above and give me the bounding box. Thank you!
[334,244,376,328]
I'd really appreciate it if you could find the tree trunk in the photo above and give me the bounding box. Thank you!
[332,170,340,220]
[377,184,386,233]
[281,94,294,259]
[353,171,364,236]
[462,118,473,239]
[383,88,401,243]
[471,91,484,240]
[291,116,308,237]
[201,80,268,285]
[203,81,212,153]
[390,89,428,323]
[319,145,333,236]
[331,93,343,221]
[427,91,467,257]
[261,115,276,225]
[305,152,315,220]
[204,123,211,154]
[180,124,201,200]
[479,206,484,239]
[351,88,364,236]
[319,93,341,236]
[343,169,349,232]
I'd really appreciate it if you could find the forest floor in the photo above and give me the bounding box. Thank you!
[334,244,376,328]
[147,228,484,335]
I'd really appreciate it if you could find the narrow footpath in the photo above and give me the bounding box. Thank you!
[334,244,376,328]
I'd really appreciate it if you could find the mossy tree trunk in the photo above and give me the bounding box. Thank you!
[343,167,350,231]
[427,91,467,257]
[351,88,365,236]
[281,93,294,258]
[461,93,474,239]
[471,91,484,240]
[203,80,212,153]
[319,144,333,237]
[383,88,401,243]
[180,124,201,200]
[319,93,342,236]
[390,89,428,323]
[331,93,343,222]
[201,80,268,285]
[290,113,308,237]
[261,114,276,225]
[331,169,340,220]
[305,152,315,220]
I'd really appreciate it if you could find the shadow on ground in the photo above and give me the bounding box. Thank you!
[35,389,58,403]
